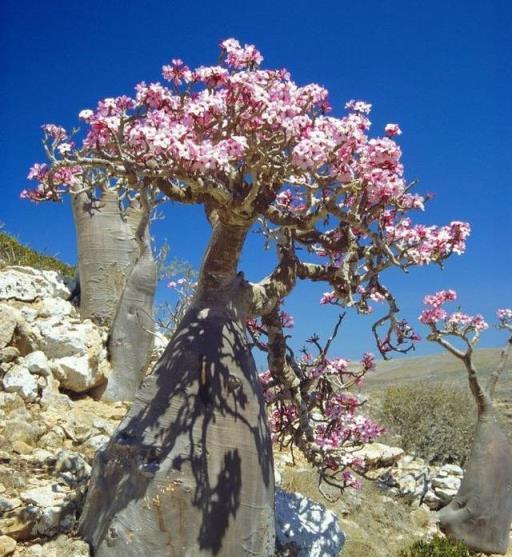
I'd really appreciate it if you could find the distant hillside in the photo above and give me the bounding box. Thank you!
[0,231,75,277]
[364,348,512,406]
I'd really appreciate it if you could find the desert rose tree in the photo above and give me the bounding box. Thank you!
[420,294,512,554]
[28,38,470,556]
[23,154,158,401]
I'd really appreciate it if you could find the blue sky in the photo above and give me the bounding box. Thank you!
[1,0,511,365]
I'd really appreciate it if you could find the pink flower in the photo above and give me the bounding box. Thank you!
[220,38,263,69]
[78,109,94,122]
[345,99,372,114]
[320,291,338,305]
[27,163,49,181]
[361,352,376,371]
[497,308,512,321]
[385,123,402,137]
[162,59,193,86]
[423,289,457,307]
[41,124,67,141]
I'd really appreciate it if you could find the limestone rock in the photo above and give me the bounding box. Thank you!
[37,297,75,319]
[20,484,68,508]
[353,443,404,468]
[22,351,51,376]
[37,319,102,360]
[1,365,38,402]
[0,305,18,349]
[83,434,109,452]
[51,354,105,393]
[275,488,345,557]
[55,450,91,485]
[431,474,461,492]
[0,535,16,557]
[0,267,70,302]
[0,506,38,540]
[0,347,19,364]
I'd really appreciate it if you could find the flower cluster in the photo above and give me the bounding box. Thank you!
[419,289,488,332]
[257,313,382,489]
[385,220,470,265]
[496,308,512,333]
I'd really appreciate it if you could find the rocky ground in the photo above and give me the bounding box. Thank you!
[0,265,511,557]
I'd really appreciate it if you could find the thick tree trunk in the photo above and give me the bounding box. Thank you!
[438,409,512,554]
[79,287,275,556]
[79,220,276,556]
[101,226,157,401]
[72,189,156,401]
[436,354,512,555]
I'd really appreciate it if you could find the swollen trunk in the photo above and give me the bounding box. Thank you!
[72,190,156,401]
[438,411,512,554]
[79,294,275,556]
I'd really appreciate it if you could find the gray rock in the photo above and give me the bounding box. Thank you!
[352,443,404,468]
[20,484,68,508]
[432,474,461,492]
[55,450,91,484]
[275,488,345,557]
[83,434,110,452]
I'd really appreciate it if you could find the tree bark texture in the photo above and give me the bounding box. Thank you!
[72,189,156,401]
[79,221,276,556]
[79,296,275,556]
[438,408,512,554]
[438,360,512,556]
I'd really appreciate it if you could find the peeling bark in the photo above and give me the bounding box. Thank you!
[72,189,156,401]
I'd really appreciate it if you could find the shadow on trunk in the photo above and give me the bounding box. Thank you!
[79,299,275,556]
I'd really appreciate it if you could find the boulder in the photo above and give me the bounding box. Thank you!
[0,535,16,556]
[51,354,105,393]
[2,365,38,402]
[23,351,51,377]
[353,443,404,468]
[37,319,103,360]
[275,488,345,557]
[0,305,18,349]
[0,347,19,364]
[20,484,68,509]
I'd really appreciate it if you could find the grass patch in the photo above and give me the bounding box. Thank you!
[0,231,75,277]
[398,535,479,557]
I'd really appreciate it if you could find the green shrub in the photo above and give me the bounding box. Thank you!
[378,382,475,465]
[0,232,75,277]
[398,535,478,557]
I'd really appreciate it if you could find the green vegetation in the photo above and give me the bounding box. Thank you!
[398,535,478,557]
[377,383,475,465]
[0,231,75,277]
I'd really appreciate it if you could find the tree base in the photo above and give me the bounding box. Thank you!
[79,302,275,556]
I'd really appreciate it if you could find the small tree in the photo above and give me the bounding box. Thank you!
[23,139,158,401]
[420,292,512,554]
[28,38,470,556]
